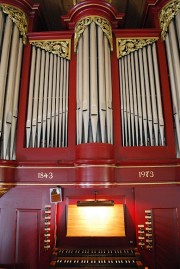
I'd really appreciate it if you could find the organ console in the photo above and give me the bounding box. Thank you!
[50,248,144,269]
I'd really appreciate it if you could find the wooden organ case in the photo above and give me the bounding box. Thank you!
[0,0,179,269]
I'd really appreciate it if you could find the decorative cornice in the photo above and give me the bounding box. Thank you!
[29,39,71,60]
[159,0,180,40]
[116,37,158,58]
[0,4,28,44]
[74,16,113,52]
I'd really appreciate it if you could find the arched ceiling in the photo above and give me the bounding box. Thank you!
[32,0,146,30]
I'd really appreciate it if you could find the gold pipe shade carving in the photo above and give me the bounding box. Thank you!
[0,4,28,44]
[29,39,71,60]
[116,37,158,58]
[74,16,113,52]
[159,0,180,40]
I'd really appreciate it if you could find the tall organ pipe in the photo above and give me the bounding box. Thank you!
[90,22,98,142]
[0,11,24,160]
[10,38,23,159]
[82,27,90,143]
[165,33,180,151]
[0,16,13,138]
[76,22,113,144]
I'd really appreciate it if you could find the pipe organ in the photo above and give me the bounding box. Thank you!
[0,5,25,160]
[0,1,180,269]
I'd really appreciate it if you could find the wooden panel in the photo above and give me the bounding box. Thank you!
[15,209,40,269]
[67,204,125,237]
[153,208,180,269]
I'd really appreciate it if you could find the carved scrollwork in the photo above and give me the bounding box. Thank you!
[159,0,180,40]
[29,40,71,60]
[116,38,158,58]
[74,17,92,51]
[74,16,113,52]
[0,4,28,44]
[94,16,113,50]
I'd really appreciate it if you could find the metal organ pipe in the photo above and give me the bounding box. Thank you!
[3,24,19,159]
[76,37,83,144]
[97,25,106,143]
[0,10,24,160]
[130,53,139,146]
[76,20,113,144]
[82,27,90,143]
[42,52,49,148]
[26,46,36,148]
[37,50,45,148]
[0,10,4,47]
[90,22,98,142]
[127,54,135,146]
[152,43,164,146]
[26,45,69,148]
[104,36,113,144]
[118,42,165,147]
[55,57,60,147]
[11,38,23,159]
[134,50,143,146]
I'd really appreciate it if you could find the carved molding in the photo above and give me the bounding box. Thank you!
[73,0,112,5]
[116,37,158,58]
[159,0,180,40]
[74,16,113,52]
[29,40,71,59]
[0,4,28,44]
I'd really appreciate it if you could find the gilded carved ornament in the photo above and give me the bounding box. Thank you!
[74,16,113,52]
[0,4,28,44]
[0,187,9,198]
[116,38,158,59]
[159,0,180,40]
[29,40,71,60]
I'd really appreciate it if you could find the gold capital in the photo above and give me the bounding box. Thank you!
[29,39,71,60]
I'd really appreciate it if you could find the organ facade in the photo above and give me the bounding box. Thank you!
[0,0,179,268]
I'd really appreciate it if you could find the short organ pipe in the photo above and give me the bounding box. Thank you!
[26,45,69,148]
